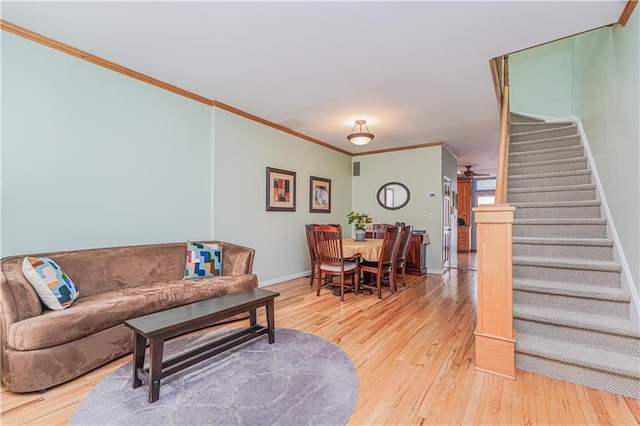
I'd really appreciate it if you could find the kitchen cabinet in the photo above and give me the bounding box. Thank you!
[457,179,472,252]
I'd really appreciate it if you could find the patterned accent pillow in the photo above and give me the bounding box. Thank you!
[22,257,80,310]
[184,241,223,279]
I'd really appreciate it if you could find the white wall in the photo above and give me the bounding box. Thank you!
[351,146,444,273]
[1,33,214,256]
[212,109,353,285]
[571,13,639,292]
[510,38,573,118]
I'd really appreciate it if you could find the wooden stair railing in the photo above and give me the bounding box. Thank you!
[473,55,516,379]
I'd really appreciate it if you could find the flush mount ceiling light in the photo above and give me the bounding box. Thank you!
[347,120,375,146]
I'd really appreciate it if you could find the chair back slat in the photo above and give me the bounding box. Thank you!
[379,226,401,266]
[371,223,389,239]
[305,224,319,261]
[396,225,413,265]
[314,225,344,267]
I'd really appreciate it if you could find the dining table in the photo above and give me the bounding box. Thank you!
[342,238,383,262]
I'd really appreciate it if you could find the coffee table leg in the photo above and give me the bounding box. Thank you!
[132,332,146,388]
[249,308,257,327]
[148,338,164,403]
[266,298,275,344]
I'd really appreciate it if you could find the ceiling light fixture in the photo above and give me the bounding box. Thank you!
[347,120,375,146]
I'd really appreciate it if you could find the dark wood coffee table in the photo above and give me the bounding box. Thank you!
[124,288,279,403]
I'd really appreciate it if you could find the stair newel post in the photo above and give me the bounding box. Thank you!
[473,205,516,379]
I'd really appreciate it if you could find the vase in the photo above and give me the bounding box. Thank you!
[355,229,366,241]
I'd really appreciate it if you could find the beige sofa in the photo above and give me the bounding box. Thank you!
[0,241,257,393]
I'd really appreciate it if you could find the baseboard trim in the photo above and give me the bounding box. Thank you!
[259,271,310,287]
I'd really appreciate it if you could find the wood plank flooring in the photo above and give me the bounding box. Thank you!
[2,269,639,425]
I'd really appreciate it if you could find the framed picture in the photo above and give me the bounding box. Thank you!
[266,167,296,211]
[309,176,331,213]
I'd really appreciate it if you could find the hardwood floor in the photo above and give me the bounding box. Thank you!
[2,269,639,425]
[455,251,477,270]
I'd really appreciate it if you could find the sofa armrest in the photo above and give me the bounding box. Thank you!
[213,242,255,276]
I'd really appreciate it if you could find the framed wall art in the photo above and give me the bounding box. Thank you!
[266,167,296,211]
[309,176,331,213]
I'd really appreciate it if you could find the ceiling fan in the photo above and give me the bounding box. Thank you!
[462,165,490,178]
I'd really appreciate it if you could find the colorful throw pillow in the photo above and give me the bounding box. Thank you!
[184,241,223,279]
[22,257,79,310]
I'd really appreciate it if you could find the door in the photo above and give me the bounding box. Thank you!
[443,177,452,271]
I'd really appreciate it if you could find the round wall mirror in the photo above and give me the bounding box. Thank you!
[377,182,410,210]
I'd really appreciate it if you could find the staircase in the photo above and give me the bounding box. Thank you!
[508,112,640,399]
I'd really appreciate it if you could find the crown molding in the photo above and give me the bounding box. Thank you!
[212,101,351,155]
[0,20,215,107]
[352,141,443,157]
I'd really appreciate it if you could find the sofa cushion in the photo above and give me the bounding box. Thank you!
[21,257,79,310]
[184,241,223,279]
[7,274,258,351]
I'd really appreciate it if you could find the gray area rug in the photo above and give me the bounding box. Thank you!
[69,328,358,425]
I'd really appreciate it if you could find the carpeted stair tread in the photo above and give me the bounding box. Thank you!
[513,256,621,272]
[514,304,640,338]
[509,134,582,152]
[509,156,588,168]
[513,236,612,247]
[510,200,600,209]
[511,121,574,132]
[513,278,630,302]
[516,334,640,379]
[514,218,607,225]
[508,169,591,181]
[510,144,583,158]
[510,124,577,138]
[508,183,595,194]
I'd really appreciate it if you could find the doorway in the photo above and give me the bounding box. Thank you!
[443,177,452,271]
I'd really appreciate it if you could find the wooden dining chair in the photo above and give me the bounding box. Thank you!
[313,224,359,301]
[371,223,388,239]
[357,226,401,299]
[394,225,413,289]
[305,224,320,286]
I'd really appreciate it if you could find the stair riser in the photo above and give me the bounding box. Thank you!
[513,264,621,287]
[513,242,613,260]
[508,188,595,203]
[513,205,601,219]
[514,290,629,317]
[510,136,581,153]
[509,173,591,189]
[514,319,640,357]
[515,353,640,399]
[511,126,578,142]
[509,160,588,175]
[510,122,573,133]
[510,147,584,164]
[511,114,544,124]
[514,223,606,238]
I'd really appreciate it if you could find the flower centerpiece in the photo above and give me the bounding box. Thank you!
[347,211,372,241]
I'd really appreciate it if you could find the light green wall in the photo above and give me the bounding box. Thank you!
[571,13,639,292]
[212,109,353,284]
[1,33,214,256]
[511,38,573,118]
[509,13,639,294]
[351,146,444,273]
[1,29,449,285]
